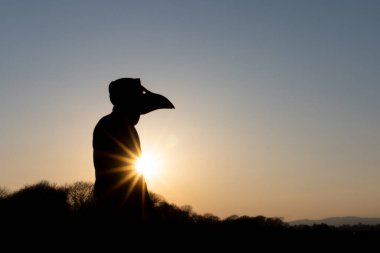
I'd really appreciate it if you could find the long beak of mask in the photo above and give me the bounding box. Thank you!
[139,86,175,115]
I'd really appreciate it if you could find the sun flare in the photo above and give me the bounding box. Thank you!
[135,153,159,179]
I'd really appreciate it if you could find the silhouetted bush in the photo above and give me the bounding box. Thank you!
[66,181,94,212]
[1,180,379,246]
[4,181,68,221]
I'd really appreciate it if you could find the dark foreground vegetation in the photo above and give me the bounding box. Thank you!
[0,181,379,248]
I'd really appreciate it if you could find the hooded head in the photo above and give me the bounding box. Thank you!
[109,78,174,124]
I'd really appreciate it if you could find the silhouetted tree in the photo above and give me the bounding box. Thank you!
[0,187,9,199]
[66,181,94,211]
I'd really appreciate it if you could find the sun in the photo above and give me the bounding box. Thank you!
[135,152,159,179]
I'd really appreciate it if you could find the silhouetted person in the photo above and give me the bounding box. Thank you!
[93,78,174,224]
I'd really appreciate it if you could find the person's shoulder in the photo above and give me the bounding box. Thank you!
[94,114,114,130]
[98,114,113,124]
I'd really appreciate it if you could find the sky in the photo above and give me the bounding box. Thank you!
[0,0,379,221]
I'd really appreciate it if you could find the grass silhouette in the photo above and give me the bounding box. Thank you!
[1,181,379,248]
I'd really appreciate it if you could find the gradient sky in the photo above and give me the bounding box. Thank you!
[1,0,379,220]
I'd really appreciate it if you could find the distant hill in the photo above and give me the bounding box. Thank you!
[288,216,380,226]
